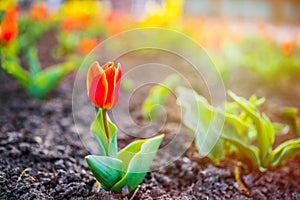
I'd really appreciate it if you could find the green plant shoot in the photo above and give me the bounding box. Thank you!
[176,87,300,171]
[142,74,180,121]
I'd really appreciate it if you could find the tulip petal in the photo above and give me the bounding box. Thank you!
[89,74,108,108]
[110,63,122,108]
[103,63,116,109]
[87,61,104,96]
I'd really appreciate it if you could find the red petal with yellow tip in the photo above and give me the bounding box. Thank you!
[86,62,104,96]
[88,74,108,108]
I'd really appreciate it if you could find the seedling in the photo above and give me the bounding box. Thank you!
[176,87,300,171]
[142,74,180,121]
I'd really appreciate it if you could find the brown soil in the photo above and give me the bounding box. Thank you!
[1,32,300,200]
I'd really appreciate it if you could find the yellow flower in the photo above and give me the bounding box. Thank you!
[0,0,15,11]
[140,0,183,28]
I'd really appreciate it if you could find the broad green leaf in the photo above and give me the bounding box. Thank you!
[176,87,224,163]
[86,155,122,190]
[228,91,274,162]
[91,110,118,158]
[28,61,76,98]
[142,74,180,120]
[271,138,300,167]
[112,134,164,193]
[221,134,262,170]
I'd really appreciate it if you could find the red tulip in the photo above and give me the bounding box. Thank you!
[87,61,122,109]
[0,6,18,44]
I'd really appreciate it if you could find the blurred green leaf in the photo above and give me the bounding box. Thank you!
[142,74,180,120]
[26,47,40,78]
[27,60,76,98]
[282,107,300,136]
[273,123,289,136]
[221,133,261,170]
[176,87,223,163]
[271,138,300,167]
[228,91,274,163]
[1,43,29,88]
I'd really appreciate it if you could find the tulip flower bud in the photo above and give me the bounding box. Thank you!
[0,6,18,44]
[87,61,122,110]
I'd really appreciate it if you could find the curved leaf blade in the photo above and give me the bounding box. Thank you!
[91,110,118,157]
[86,155,122,190]
[112,134,164,193]
[271,138,300,167]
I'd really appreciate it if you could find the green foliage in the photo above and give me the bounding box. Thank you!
[142,74,180,120]
[177,87,300,171]
[0,44,77,99]
[87,109,164,193]
[229,37,300,84]
[18,17,53,52]
[282,107,300,137]
[91,110,118,158]
[176,87,223,163]
[112,135,164,193]
[85,156,122,190]
[121,77,134,92]
[0,13,78,99]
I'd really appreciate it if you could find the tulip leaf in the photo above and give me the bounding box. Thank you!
[224,113,249,141]
[28,61,76,98]
[221,133,261,170]
[112,134,164,193]
[176,87,223,163]
[85,155,122,190]
[228,91,274,163]
[271,138,300,167]
[142,74,180,121]
[26,47,40,78]
[91,110,118,158]
[1,44,29,88]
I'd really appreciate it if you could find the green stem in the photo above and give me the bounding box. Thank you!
[102,109,111,141]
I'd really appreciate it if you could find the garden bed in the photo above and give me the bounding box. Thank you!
[1,68,300,199]
[1,1,300,199]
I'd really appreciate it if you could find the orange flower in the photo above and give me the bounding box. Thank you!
[77,38,99,55]
[0,6,18,44]
[105,11,132,36]
[30,2,49,21]
[61,17,79,32]
[282,41,293,56]
[87,62,122,109]
[61,16,90,32]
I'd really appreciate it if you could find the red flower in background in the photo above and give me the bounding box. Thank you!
[87,61,122,110]
[0,6,18,44]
